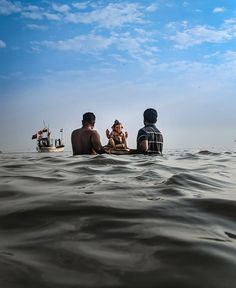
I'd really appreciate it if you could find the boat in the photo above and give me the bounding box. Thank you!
[103,146,138,155]
[32,125,64,153]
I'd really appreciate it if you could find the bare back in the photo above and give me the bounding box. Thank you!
[71,127,103,155]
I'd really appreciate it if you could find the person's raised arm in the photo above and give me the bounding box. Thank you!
[106,129,110,139]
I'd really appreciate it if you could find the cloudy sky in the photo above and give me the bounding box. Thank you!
[0,0,236,152]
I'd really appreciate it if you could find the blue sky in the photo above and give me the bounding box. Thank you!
[0,0,236,152]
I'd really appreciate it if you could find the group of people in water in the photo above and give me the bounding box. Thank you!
[71,108,163,155]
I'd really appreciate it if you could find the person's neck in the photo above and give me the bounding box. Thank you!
[83,123,94,129]
[144,121,155,126]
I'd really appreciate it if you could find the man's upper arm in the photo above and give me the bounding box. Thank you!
[138,140,148,152]
[71,131,76,154]
[137,129,148,152]
[91,131,103,153]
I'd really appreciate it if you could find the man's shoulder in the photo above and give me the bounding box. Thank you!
[137,127,148,141]
[138,126,147,134]
[90,129,99,134]
[71,128,82,135]
[145,124,161,133]
[90,129,101,139]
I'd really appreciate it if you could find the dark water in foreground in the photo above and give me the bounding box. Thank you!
[0,151,236,288]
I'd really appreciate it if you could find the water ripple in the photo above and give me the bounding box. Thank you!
[0,150,236,288]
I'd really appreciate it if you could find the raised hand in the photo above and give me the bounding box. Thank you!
[106,129,110,139]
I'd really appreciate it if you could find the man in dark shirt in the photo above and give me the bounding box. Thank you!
[71,112,104,155]
[137,108,163,154]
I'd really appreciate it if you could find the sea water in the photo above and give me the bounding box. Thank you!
[0,151,236,288]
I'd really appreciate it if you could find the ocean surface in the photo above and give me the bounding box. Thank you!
[0,150,236,288]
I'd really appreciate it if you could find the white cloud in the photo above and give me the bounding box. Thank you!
[21,10,61,21]
[65,3,143,28]
[33,30,159,69]
[166,20,188,31]
[222,18,236,34]
[111,54,128,63]
[168,25,232,49]
[146,3,158,12]
[224,18,236,25]
[112,32,157,58]
[0,0,21,15]
[43,12,61,21]
[26,5,41,12]
[27,24,47,30]
[183,2,189,7]
[52,3,70,13]
[21,11,43,20]
[203,51,220,59]
[0,1,149,30]
[0,1,61,21]
[36,34,113,53]
[213,7,225,13]
[72,2,89,10]
[223,50,236,61]
[0,39,6,48]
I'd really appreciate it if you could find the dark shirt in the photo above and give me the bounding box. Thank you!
[137,124,163,154]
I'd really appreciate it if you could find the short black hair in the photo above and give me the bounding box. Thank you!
[143,108,158,123]
[82,112,96,124]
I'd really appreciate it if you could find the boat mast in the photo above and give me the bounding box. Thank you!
[48,124,51,145]
[60,128,63,144]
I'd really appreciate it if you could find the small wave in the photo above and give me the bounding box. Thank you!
[164,172,226,191]
[197,150,221,156]
[0,185,27,199]
[188,198,236,221]
[176,152,200,160]
[225,231,236,240]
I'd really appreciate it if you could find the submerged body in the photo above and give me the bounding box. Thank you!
[137,124,163,154]
[71,112,104,155]
[137,108,163,154]
[71,127,103,155]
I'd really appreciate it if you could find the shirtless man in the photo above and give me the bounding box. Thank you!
[71,112,104,155]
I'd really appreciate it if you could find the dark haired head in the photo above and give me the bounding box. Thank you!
[82,112,96,126]
[143,108,158,123]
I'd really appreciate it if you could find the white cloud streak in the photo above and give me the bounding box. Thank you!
[0,1,147,29]
[146,3,158,12]
[37,35,113,53]
[26,24,47,30]
[0,0,21,15]
[64,3,143,28]
[52,3,70,13]
[223,50,236,61]
[0,1,61,21]
[168,23,236,49]
[0,39,6,48]
[72,2,90,10]
[213,7,225,13]
[32,31,159,69]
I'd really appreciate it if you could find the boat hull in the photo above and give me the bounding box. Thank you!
[37,146,64,153]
